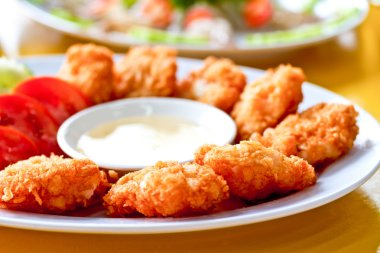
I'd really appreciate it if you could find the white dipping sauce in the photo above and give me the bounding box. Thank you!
[77,116,219,166]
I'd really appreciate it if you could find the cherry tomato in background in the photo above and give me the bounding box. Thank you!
[243,0,273,28]
[0,126,39,170]
[15,77,92,125]
[141,0,173,28]
[0,94,62,156]
[184,6,214,28]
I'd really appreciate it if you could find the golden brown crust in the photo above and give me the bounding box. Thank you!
[113,46,177,98]
[194,141,316,201]
[58,43,114,104]
[231,64,304,140]
[103,161,229,217]
[250,103,359,165]
[0,155,108,213]
[176,57,246,112]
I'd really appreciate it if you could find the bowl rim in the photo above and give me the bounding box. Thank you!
[57,97,237,171]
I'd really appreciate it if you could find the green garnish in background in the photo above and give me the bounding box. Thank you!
[128,26,208,45]
[28,0,46,4]
[51,8,93,27]
[122,0,138,8]
[245,8,361,46]
[170,0,238,9]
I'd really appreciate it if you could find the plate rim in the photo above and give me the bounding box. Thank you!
[0,55,379,234]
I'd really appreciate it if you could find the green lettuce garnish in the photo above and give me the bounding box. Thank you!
[169,0,239,10]
[0,58,33,94]
[128,26,208,45]
[122,0,138,8]
[245,8,361,46]
[28,0,47,5]
[51,8,93,27]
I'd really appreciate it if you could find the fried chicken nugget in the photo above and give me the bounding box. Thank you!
[176,57,246,112]
[0,155,109,213]
[58,43,114,104]
[103,161,229,217]
[250,103,359,166]
[113,46,177,98]
[194,141,316,201]
[231,64,304,140]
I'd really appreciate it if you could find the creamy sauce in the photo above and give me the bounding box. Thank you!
[77,116,219,166]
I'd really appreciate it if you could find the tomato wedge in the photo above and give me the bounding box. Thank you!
[15,77,92,125]
[0,94,62,155]
[0,126,39,170]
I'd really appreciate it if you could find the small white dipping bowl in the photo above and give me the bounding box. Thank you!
[57,97,236,172]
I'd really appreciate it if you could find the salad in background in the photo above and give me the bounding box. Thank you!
[25,0,366,48]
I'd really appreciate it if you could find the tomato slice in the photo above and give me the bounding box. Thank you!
[0,126,39,170]
[15,77,92,125]
[0,94,62,155]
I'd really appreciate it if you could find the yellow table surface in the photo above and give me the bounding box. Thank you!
[0,2,379,253]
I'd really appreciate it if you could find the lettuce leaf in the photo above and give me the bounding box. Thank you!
[0,58,33,94]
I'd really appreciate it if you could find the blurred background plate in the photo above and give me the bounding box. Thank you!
[18,0,368,55]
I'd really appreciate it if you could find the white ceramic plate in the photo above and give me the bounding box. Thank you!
[0,56,379,234]
[17,0,368,54]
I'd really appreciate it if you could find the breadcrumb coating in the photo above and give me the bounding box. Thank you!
[0,155,109,213]
[58,43,114,104]
[176,57,246,112]
[231,64,304,140]
[250,103,359,165]
[103,161,229,217]
[114,46,177,98]
[194,141,316,201]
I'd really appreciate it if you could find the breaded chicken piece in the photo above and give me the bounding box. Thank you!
[113,46,177,98]
[58,43,114,104]
[194,141,316,201]
[103,161,229,217]
[0,155,109,213]
[250,103,359,166]
[231,64,304,140]
[176,57,246,112]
